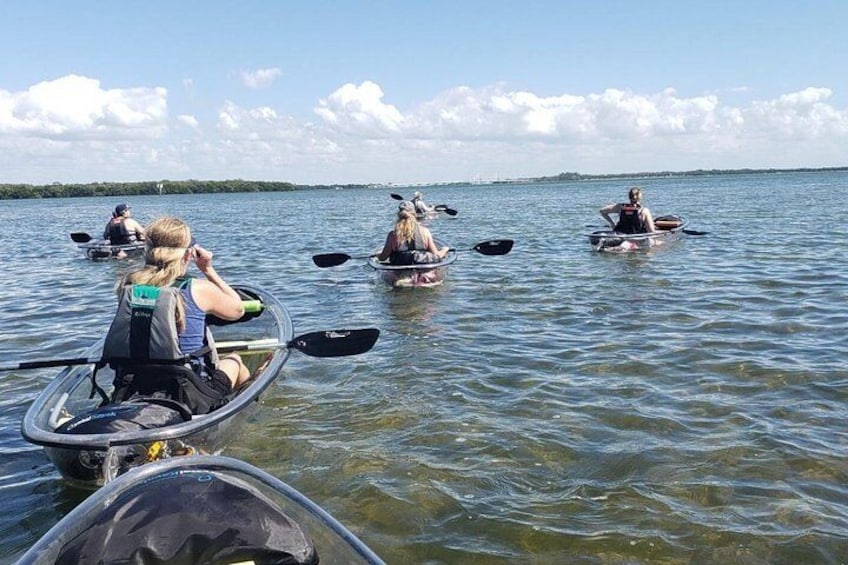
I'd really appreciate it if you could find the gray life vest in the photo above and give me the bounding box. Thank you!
[102,283,218,367]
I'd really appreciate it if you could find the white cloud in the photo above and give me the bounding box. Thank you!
[0,74,846,185]
[240,68,281,89]
[0,75,167,139]
[177,114,199,128]
[315,81,404,133]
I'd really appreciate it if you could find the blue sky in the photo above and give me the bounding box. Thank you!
[1,1,846,185]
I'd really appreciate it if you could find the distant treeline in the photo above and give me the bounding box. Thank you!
[2,166,847,199]
[0,179,372,200]
[527,166,848,184]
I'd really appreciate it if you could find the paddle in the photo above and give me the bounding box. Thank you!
[585,225,708,236]
[433,205,458,217]
[218,328,380,358]
[453,239,514,256]
[312,252,374,268]
[0,328,381,372]
[312,238,514,268]
[390,193,457,216]
[70,232,94,243]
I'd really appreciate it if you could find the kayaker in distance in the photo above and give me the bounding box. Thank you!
[103,216,250,414]
[375,200,449,265]
[104,203,145,258]
[411,191,435,215]
[599,186,656,234]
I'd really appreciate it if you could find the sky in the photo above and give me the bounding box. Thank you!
[0,0,846,186]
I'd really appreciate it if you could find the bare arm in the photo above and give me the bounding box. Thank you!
[189,245,245,321]
[375,231,395,261]
[421,227,450,258]
[127,219,146,239]
[642,208,656,232]
[599,203,621,229]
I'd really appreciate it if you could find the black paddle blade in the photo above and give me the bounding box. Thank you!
[288,328,380,358]
[682,229,709,236]
[70,232,93,243]
[435,205,458,216]
[390,193,404,200]
[473,239,514,256]
[312,253,352,268]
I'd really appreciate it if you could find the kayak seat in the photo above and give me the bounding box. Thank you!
[52,400,193,483]
[111,363,230,416]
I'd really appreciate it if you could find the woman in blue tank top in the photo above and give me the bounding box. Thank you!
[119,217,250,392]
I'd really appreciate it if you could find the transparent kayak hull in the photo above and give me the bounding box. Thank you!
[587,215,688,252]
[366,248,458,288]
[76,240,146,261]
[20,284,294,489]
[16,455,384,565]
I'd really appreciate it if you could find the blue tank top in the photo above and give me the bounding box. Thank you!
[178,280,206,355]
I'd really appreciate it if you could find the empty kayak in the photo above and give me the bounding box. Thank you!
[16,455,385,564]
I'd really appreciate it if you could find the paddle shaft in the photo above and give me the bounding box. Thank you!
[0,357,99,371]
[1,328,380,371]
[314,238,512,268]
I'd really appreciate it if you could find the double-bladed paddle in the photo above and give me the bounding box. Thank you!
[312,238,514,268]
[390,193,458,216]
[0,328,381,372]
[585,224,708,236]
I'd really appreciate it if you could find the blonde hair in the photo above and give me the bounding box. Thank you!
[118,216,192,329]
[394,210,417,244]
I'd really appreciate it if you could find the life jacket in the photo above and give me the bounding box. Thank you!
[101,280,226,414]
[389,226,427,265]
[106,218,136,245]
[614,203,647,234]
[413,199,428,214]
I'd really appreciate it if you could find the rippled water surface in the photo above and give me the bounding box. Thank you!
[2,172,847,564]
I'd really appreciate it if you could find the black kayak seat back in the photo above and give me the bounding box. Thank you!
[111,363,231,415]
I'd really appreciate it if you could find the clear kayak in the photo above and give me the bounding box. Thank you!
[587,215,688,252]
[366,245,458,288]
[77,240,146,261]
[16,455,385,565]
[20,284,294,489]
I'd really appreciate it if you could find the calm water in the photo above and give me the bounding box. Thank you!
[1,173,847,564]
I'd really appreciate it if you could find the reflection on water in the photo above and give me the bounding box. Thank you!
[380,285,445,327]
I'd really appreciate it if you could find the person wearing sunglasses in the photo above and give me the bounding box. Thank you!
[102,216,249,414]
